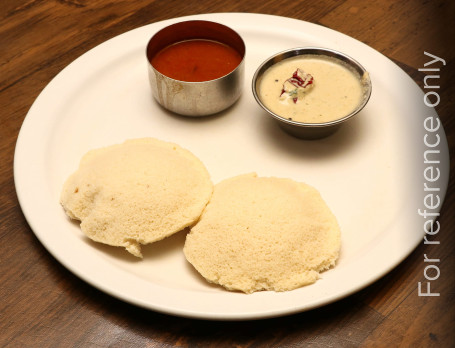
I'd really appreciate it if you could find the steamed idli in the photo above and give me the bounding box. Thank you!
[60,138,213,257]
[183,173,341,293]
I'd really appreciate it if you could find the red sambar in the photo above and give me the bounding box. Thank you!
[151,39,242,82]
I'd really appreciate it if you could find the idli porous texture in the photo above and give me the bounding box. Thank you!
[183,173,341,293]
[60,138,213,258]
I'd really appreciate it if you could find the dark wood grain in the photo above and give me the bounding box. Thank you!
[1,0,454,347]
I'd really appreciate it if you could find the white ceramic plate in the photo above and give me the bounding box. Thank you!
[14,13,450,320]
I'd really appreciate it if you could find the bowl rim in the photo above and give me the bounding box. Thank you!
[252,46,372,128]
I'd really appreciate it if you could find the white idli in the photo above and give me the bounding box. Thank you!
[184,173,341,293]
[60,138,213,257]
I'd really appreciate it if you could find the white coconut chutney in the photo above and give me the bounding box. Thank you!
[259,55,365,123]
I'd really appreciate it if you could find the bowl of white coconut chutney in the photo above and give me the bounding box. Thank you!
[252,47,372,139]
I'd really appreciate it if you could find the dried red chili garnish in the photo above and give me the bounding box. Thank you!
[280,69,314,103]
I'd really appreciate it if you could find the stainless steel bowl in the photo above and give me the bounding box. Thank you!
[146,20,245,117]
[252,47,372,139]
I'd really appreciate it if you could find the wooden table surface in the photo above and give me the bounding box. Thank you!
[1,1,454,347]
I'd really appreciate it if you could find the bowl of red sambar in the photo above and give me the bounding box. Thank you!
[146,20,245,116]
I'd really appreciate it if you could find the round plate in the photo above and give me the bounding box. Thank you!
[14,13,450,320]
